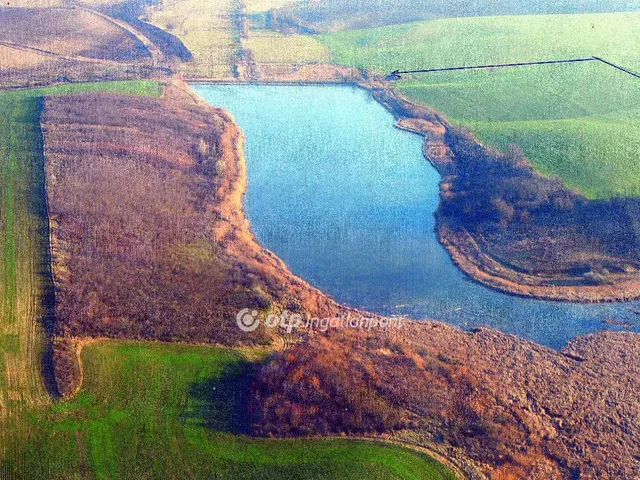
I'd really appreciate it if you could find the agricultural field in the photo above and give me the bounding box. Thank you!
[2,340,456,479]
[0,7,150,62]
[319,12,640,73]
[243,0,298,14]
[146,0,240,78]
[0,80,160,454]
[319,12,640,198]
[246,29,329,64]
[399,61,640,198]
[270,0,638,32]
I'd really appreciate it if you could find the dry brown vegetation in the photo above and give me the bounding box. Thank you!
[250,323,640,479]
[42,87,344,349]
[374,86,640,302]
[0,5,189,87]
[0,7,150,62]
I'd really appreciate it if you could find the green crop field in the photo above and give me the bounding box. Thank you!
[319,12,640,73]
[398,62,640,199]
[3,341,456,479]
[318,12,640,198]
[0,80,161,446]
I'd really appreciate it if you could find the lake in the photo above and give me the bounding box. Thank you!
[193,84,639,349]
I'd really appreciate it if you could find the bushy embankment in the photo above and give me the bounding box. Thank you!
[250,324,640,479]
[374,87,640,300]
[42,87,342,351]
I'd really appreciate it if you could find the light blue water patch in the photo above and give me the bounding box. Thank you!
[193,84,640,349]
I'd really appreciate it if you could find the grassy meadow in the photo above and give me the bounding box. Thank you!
[0,80,161,450]
[319,12,640,73]
[3,340,456,479]
[318,12,640,198]
[399,61,640,198]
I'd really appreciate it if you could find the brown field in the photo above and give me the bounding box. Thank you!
[0,6,177,86]
[250,323,640,480]
[0,7,150,62]
[42,87,344,353]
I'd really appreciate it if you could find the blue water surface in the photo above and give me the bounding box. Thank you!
[193,84,640,349]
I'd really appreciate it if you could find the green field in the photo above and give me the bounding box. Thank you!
[318,12,640,198]
[319,12,640,73]
[3,341,456,479]
[398,61,640,198]
[0,81,161,443]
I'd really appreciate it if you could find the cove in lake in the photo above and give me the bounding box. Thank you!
[193,84,640,349]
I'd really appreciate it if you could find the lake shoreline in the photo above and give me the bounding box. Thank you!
[365,82,640,304]
[190,71,640,303]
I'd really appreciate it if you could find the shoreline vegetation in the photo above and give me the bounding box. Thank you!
[367,85,640,303]
[1,73,638,480]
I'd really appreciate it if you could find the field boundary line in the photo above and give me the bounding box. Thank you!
[389,56,640,80]
[592,56,640,79]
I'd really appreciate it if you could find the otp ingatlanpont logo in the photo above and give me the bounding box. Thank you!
[235,308,260,332]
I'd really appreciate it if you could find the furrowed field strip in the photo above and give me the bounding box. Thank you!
[0,97,50,419]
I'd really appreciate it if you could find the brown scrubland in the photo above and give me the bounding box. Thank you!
[250,323,640,480]
[42,87,343,356]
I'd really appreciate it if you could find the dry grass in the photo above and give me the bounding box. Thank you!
[146,0,239,77]
[243,0,298,14]
[246,29,329,64]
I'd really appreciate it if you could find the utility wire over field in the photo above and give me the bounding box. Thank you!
[388,56,640,79]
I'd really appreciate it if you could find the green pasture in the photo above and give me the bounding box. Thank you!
[318,12,640,198]
[318,12,640,73]
[398,61,640,198]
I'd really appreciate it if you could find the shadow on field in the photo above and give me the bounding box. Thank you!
[186,359,259,434]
